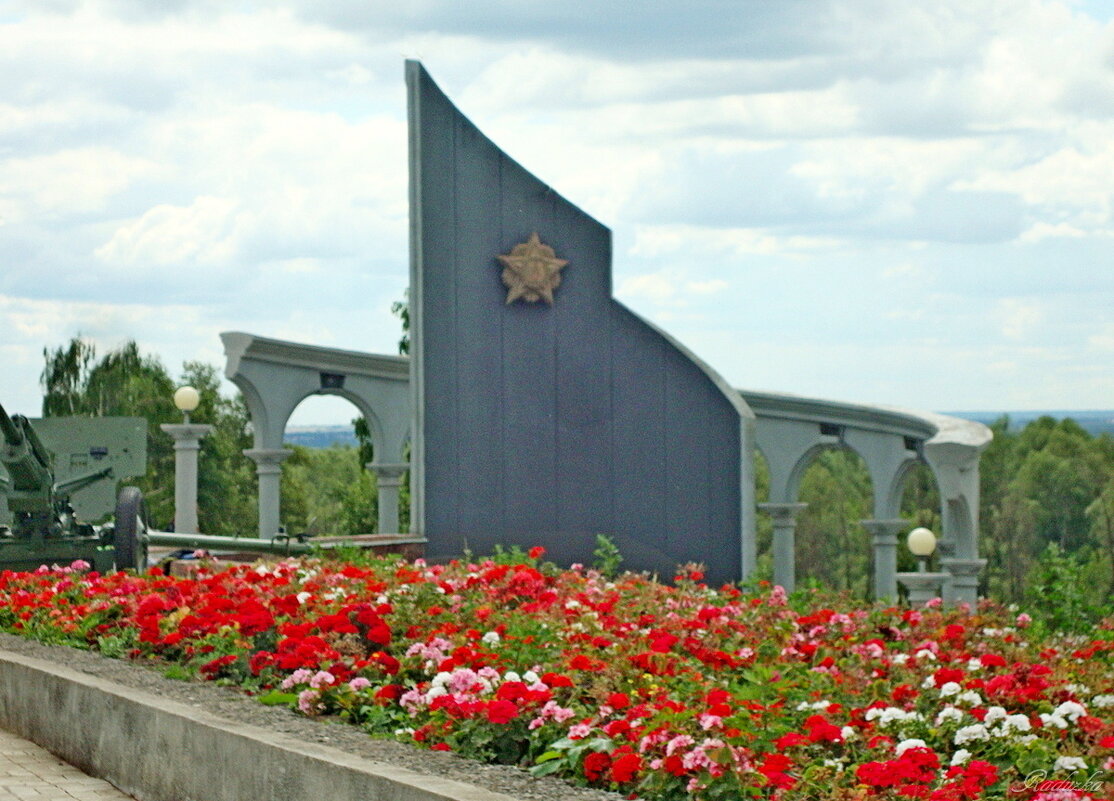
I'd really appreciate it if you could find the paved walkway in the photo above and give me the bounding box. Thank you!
[0,729,134,801]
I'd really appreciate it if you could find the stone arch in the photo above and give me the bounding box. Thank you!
[221,332,410,539]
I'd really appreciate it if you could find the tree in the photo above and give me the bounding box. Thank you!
[39,338,257,535]
[795,449,873,596]
[41,338,177,526]
[391,288,410,356]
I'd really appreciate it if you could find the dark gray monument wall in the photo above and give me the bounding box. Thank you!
[407,61,751,585]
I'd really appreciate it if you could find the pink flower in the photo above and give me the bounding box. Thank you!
[309,670,336,689]
[297,689,322,715]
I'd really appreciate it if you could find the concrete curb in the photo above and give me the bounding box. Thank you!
[0,648,520,801]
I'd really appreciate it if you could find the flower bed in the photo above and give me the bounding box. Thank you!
[0,552,1111,800]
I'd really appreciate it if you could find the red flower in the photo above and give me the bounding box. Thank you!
[805,714,843,743]
[485,699,519,724]
[609,752,642,783]
[583,751,612,782]
[607,692,630,710]
[774,732,807,750]
[758,752,796,790]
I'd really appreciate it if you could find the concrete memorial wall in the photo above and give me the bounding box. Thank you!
[406,62,756,586]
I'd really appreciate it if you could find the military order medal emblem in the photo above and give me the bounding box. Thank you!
[497,232,568,305]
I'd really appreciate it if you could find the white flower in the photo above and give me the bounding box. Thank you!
[895,738,927,756]
[866,707,924,727]
[966,658,983,672]
[1054,756,1087,772]
[840,726,856,741]
[891,653,910,665]
[1039,713,1068,729]
[915,649,937,661]
[296,591,312,604]
[939,681,961,697]
[954,724,990,745]
[523,670,540,684]
[951,749,972,766]
[1092,694,1114,708]
[935,707,964,725]
[481,631,500,644]
[431,671,452,687]
[1000,714,1031,735]
[983,706,1007,725]
[1053,701,1086,722]
[956,690,984,707]
[921,676,937,689]
[796,700,831,711]
[503,671,521,683]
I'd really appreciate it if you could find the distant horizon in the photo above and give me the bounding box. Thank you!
[285,407,1114,443]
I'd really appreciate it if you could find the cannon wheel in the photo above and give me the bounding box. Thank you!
[114,486,149,572]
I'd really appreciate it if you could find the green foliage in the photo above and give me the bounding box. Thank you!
[391,288,410,356]
[1022,542,1104,634]
[40,338,178,526]
[591,534,623,577]
[281,444,378,537]
[795,449,873,597]
[979,415,1114,607]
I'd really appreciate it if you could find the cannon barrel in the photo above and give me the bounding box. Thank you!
[0,403,20,448]
[0,403,54,498]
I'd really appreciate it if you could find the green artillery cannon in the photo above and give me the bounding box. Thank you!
[1,401,314,574]
[0,401,148,572]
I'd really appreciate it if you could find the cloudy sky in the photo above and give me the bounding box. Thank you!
[2,0,1112,426]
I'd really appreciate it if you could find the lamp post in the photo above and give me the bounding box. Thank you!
[896,526,949,605]
[160,386,212,534]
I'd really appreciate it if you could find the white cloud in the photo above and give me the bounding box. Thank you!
[95,196,241,267]
[1,0,1113,419]
[993,298,1045,340]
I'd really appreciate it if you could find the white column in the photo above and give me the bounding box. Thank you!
[758,502,807,593]
[367,462,407,534]
[862,518,907,601]
[244,448,291,540]
[160,423,213,534]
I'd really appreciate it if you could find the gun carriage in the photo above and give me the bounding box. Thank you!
[0,402,148,571]
[1,401,313,573]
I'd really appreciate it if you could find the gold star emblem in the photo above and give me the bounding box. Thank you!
[496,232,568,305]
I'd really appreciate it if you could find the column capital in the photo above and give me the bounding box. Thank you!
[940,557,987,578]
[758,502,807,523]
[244,448,292,474]
[367,462,408,477]
[160,423,214,444]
